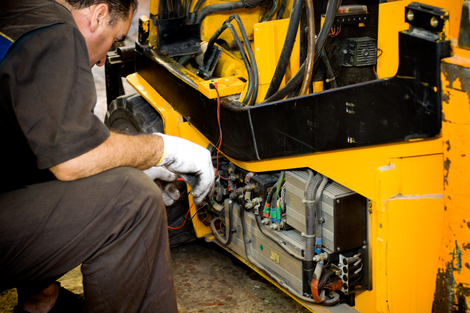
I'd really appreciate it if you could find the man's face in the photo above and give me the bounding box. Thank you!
[88,11,132,67]
[73,3,133,68]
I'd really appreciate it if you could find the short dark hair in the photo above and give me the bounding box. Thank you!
[65,0,138,25]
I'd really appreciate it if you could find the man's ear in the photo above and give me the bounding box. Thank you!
[90,3,109,33]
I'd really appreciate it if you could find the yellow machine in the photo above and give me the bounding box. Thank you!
[105,0,470,311]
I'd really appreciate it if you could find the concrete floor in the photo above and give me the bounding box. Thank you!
[0,239,310,313]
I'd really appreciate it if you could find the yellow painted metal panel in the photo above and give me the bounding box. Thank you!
[377,1,409,78]
[377,0,462,79]
[213,47,249,78]
[148,0,159,48]
[179,122,214,238]
[400,154,444,195]
[126,73,183,137]
[363,155,444,312]
[387,197,444,312]
[433,52,470,311]
[254,19,300,102]
[227,139,442,200]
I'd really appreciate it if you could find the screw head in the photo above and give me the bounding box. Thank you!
[337,247,341,251]
[430,16,438,28]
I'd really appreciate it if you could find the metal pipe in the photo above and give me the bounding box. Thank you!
[210,199,234,245]
[315,175,328,254]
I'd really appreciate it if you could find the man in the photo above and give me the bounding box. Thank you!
[0,0,214,312]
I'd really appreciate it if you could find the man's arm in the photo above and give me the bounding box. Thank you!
[50,131,163,181]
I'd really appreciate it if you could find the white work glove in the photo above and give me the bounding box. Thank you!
[154,133,215,204]
[143,166,181,206]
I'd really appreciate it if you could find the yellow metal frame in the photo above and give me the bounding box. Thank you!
[128,0,470,311]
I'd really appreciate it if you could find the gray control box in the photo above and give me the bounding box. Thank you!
[285,170,367,253]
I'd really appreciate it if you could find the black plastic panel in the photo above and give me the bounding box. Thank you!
[135,31,450,161]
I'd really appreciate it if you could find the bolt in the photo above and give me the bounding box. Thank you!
[363,241,367,245]
[406,9,414,22]
[337,247,341,251]
[430,16,438,28]
[336,199,340,203]
[379,223,382,228]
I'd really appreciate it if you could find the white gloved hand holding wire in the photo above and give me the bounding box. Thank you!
[143,166,181,206]
[153,133,215,204]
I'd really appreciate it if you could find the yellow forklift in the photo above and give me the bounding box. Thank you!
[105,0,470,311]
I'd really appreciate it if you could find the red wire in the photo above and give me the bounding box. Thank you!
[168,203,194,229]
[168,93,218,230]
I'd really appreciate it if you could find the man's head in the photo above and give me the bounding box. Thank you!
[65,0,138,26]
[62,0,138,67]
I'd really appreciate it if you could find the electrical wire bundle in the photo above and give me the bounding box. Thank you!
[259,0,279,22]
[189,0,262,25]
[263,0,343,103]
[202,14,259,106]
[167,203,208,230]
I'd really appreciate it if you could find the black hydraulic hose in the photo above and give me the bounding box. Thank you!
[203,14,259,106]
[227,15,259,106]
[262,0,341,103]
[226,23,255,104]
[321,50,337,88]
[276,0,286,19]
[183,0,188,16]
[188,0,206,23]
[264,0,304,100]
[186,0,193,16]
[210,199,234,245]
[299,0,315,96]
[195,2,247,24]
[267,183,277,206]
[203,21,253,104]
[177,0,184,17]
[314,175,328,254]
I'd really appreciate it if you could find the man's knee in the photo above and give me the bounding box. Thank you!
[100,167,165,220]
[99,167,160,195]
